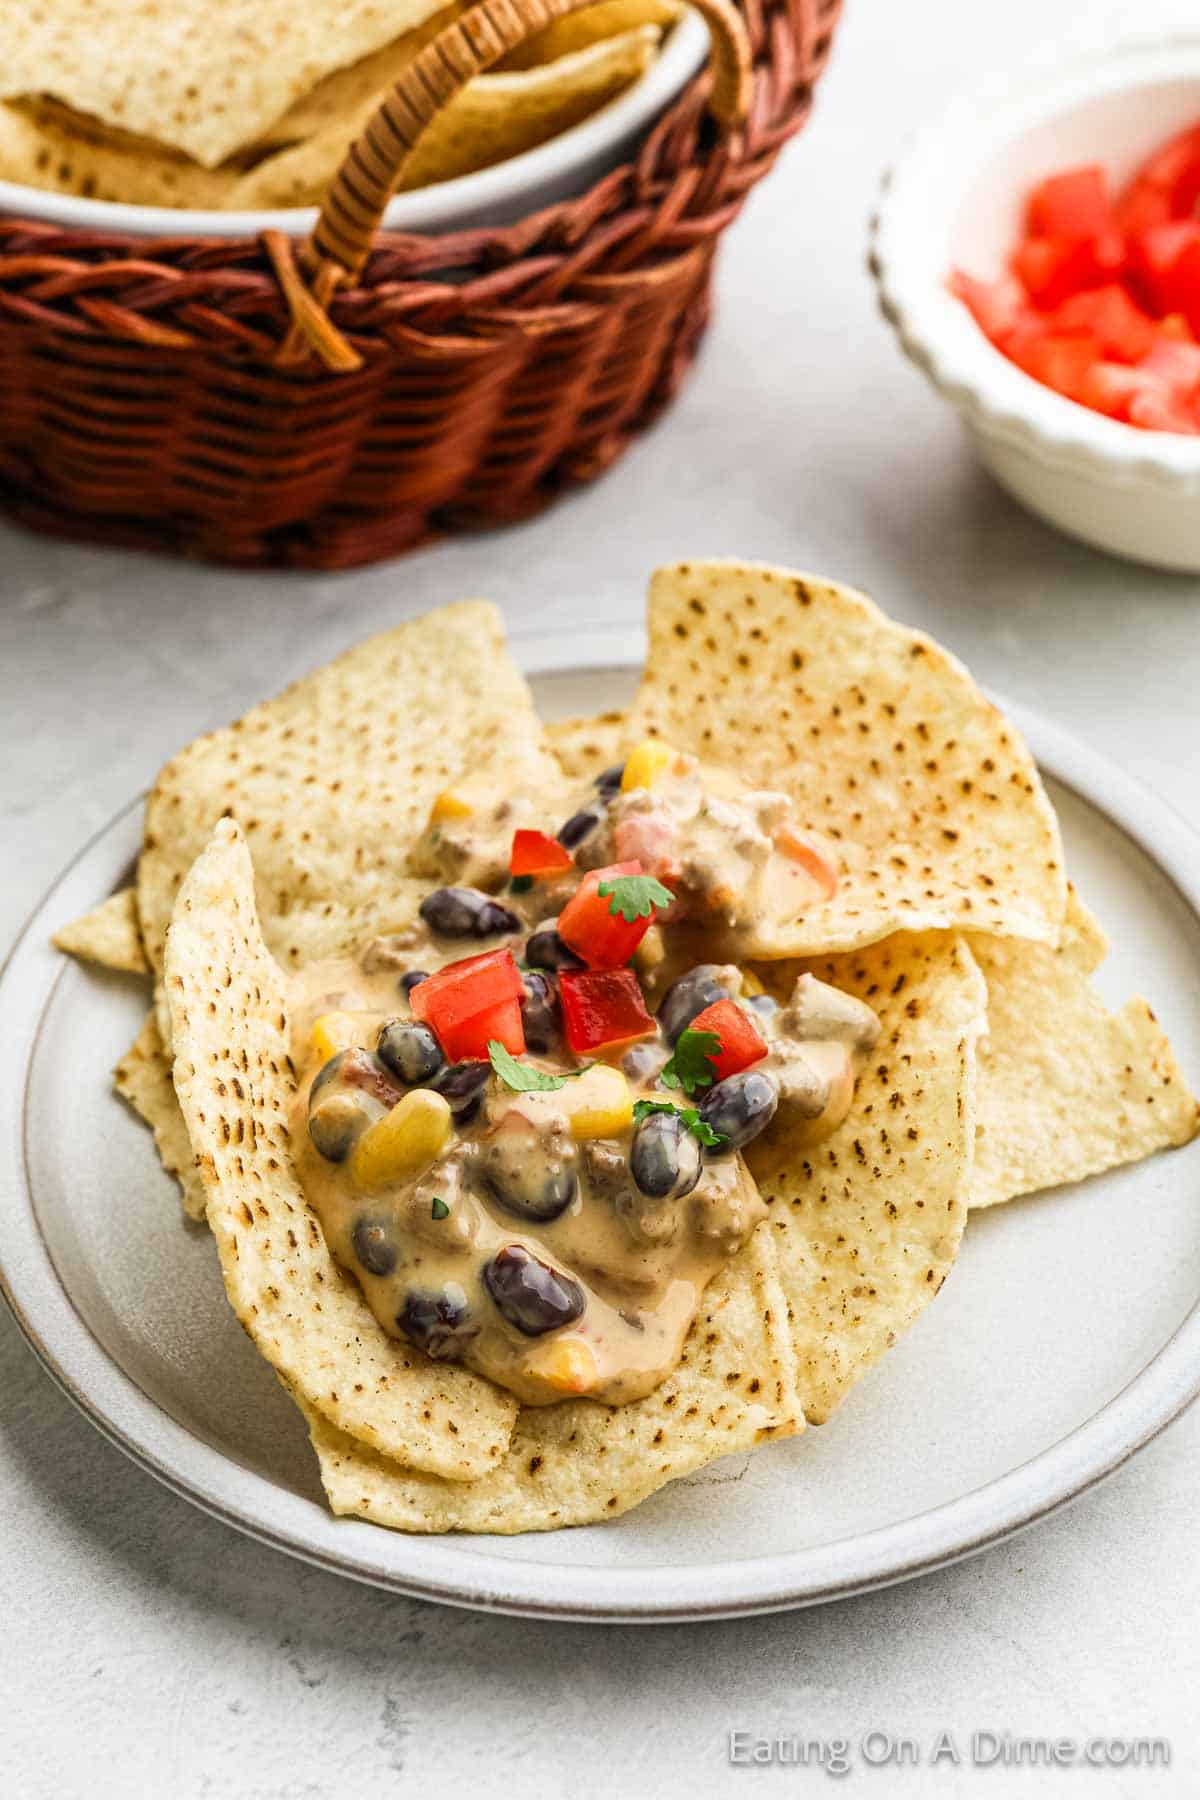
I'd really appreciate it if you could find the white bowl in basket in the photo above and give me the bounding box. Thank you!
[871,32,1200,572]
[0,10,706,242]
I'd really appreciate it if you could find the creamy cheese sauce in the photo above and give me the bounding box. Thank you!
[285,746,879,1407]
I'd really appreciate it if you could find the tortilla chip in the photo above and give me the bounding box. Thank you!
[626,561,1068,957]
[256,4,465,146]
[53,886,148,975]
[0,0,449,168]
[500,0,682,69]
[136,601,559,976]
[0,98,239,206]
[114,1012,208,1222]
[749,933,987,1424]
[971,888,1198,1208]
[545,710,627,783]
[164,817,517,1480]
[298,1224,801,1533]
[231,28,661,209]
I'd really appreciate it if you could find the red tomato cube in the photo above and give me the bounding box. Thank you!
[1050,285,1157,362]
[510,829,573,879]
[444,995,525,1061]
[558,861,658,969]
[558,968,654,1055]
[1011,233,1122,308]
[685,999,768,1081]
[1127,222,1200,314]
[1004,326,1102,402]
[1125,124,1200,220]
[1027,165,1111,240]
[947,268,1029,340]
[1077,360,1150,420]
[411,948,524,1054]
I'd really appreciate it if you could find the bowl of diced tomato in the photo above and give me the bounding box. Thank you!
[871,32,1200,570]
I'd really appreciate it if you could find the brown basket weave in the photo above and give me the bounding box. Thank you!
[0,0,841,569]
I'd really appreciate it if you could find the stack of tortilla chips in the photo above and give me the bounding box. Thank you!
[56,563,1197,1532]
[0,0,680,210]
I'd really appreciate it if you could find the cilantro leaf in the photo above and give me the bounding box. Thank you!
[488,1040,568,1092]
[430,1196,450,1220]
[597,872,675,924]
[659,1028,721,1097]
[631,1096,725,1147]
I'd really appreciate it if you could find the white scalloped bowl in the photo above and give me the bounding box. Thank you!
[871,33,1200,571]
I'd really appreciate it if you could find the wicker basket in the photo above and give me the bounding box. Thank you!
[0,0,841,569]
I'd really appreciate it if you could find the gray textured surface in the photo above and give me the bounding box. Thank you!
[1,0,1197,1794]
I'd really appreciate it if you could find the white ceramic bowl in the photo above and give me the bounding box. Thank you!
[0,11,706,241]
[871,32,1200,572]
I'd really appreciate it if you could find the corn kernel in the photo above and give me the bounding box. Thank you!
[430,787,473,822]
[351,1089,453,1191]
[565,1063,633,1141]
[621,739,676,792]
[535,1335,599,1395]
[311,1011,358,1064]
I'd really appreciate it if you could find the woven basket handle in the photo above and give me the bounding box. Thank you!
[309,0,751,281]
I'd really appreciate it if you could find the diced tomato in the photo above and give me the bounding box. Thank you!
[1027,164,1111,241]
[686,999,768,1081]
[446,995,525,1061]
[1011,232,1122,308]
[1004,326,1102,401]
[510,828,573,879]
[1127,388,1200,434]
[1123,124,1200,221]
[951,125,1200,433]
[947,268,1030,339]
[1050,285,1157,361]
[1077,360,1151,420]
[1114,177,1174,239]
[558,968,654,1055]
[410,946,525,1059]
[1126,222,1200,314]
[558,860,661,969]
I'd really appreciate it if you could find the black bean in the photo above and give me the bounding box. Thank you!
[520,969,560,1053]
[352,1215,400,1277]
[430,1059,490,1121]
[419,886,520,938]
[699,1071,779,1153]
[310,1047,404,1111]
[594,763,626,800]
[657,965,729,1045]
[377,1019,444,1086]
[397,1284,477,1359]
[308,1092,367,1163]
[483,1245,585,1336]
[398,970,429,1000]
[631,1109,702,1200]
[525,925,584,972]
[556,806,605,850]
[480,1125,578,1221]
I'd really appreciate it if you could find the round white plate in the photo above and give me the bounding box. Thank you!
[2,645,1199,1622]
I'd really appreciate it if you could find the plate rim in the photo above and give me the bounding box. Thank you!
[2,649,1199,1623]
